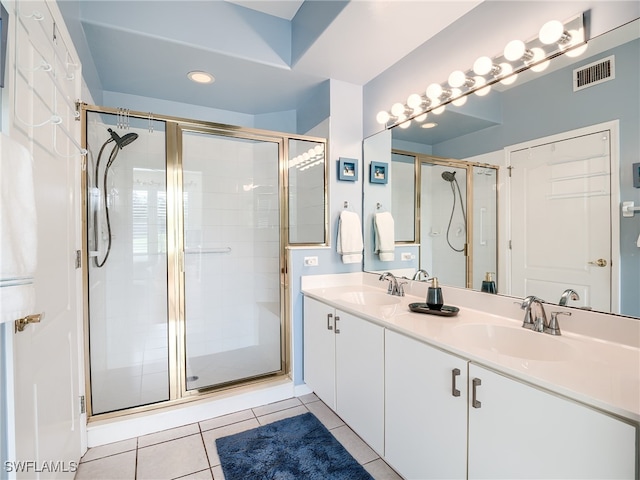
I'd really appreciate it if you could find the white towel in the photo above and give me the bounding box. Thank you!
[0,134,37,324]
[337,211,363,264]
[374,211,395,262]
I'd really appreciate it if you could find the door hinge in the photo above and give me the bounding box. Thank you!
[507,165,513,177]
[80,395,86,414]
[75,250,82,269]
[508,240,512,249]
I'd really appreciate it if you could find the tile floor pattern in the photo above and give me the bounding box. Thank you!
[75,394,403,480]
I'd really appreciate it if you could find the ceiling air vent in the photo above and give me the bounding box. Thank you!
[573,55,615,92]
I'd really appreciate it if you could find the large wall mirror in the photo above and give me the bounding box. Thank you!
[363,19,639,319]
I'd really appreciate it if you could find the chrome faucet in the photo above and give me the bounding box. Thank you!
[559,288,580,306]
[379,272,406,296]
[412,269,430,281]
[520,295,548,333]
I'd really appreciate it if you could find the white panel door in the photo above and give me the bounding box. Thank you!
[9,0,83,476]
[468,364,636,479]
[510,130,611,310]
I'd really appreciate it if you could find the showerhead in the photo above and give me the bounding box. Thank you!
[108,128,139,149]
[442,171,456,182]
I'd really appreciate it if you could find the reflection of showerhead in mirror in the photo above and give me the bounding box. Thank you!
[441,171,456,182]
[108,128,139,149]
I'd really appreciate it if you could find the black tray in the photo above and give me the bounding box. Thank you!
[408,303,460,317]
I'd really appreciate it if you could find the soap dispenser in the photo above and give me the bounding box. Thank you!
[426,277,444,310]
[481,272,496,294]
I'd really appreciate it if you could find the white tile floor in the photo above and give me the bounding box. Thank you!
[75,394,403,480]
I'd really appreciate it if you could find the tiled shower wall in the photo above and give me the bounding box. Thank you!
[182,135,280,359]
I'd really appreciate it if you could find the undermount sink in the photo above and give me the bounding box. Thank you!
[338,291,401,306]
[453,323,575,362]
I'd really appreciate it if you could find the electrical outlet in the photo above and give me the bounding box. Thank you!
[401,252,414,261]
[304,256,319,266]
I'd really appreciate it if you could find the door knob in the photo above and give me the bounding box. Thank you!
[588,258,607,267]
[14,313,43,333]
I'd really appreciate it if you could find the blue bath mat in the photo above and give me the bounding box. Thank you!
[215,412,373,480]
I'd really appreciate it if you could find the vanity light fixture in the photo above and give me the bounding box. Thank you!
[187,71,215,84]
[375,13,586,129]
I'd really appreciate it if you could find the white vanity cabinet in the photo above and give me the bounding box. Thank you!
[468,364,637,479]
[303,297,385,455]
[385,329,468,479]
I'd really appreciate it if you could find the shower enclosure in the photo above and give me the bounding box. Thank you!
[417,157,497,290]
[82,106,326,417]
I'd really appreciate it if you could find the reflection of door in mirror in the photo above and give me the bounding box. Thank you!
[417,158,498,289]
[509,127,613,312]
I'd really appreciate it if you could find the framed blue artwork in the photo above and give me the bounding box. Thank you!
[338,157,358,181]
[370,161,388,184]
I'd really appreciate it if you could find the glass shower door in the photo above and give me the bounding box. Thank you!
[180,130,282,391]
[87,113,169,415]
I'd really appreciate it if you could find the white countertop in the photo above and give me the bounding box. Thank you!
[301,273,640,424]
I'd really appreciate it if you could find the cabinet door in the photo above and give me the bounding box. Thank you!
[335,310,385,455]
[385,330,468,479]
[468,364,637,479]
[303,297,336,409]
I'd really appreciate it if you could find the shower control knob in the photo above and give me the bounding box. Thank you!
[588,258,607,267]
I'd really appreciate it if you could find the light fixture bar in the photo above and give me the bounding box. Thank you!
[377,13,586,129]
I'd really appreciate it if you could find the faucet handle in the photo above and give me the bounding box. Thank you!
[545,311,571,336]
[397,281,408,296]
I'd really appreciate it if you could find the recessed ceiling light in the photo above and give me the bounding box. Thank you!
[421,122,438,129]
[187,71,215,84]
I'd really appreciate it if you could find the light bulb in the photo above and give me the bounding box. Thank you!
[473,56,493,76]
[539,20,564,45]
[399,119,411,129]
[414,112,427,122]
[448,70,466,88]
[426,83,443,100]
[498,63,518,85]
[528,47,550,72]
[451,89,467,106]
[396,113,407,124]
[376,111,390,124]
[504,39,526,61]
[407,93,424,109]
[391,103,406,117]
[473,76,491,96]
[302,152,310,161]
[565,42,588,58]
[565,28,588,57]
[432,105,445,115]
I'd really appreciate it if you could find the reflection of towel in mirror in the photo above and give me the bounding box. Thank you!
[337,211,363,264]
[0,134,37,323]
[374,212,395,261]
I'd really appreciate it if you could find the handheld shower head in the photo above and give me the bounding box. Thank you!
[108,128,138,149]
[442,171,456,182]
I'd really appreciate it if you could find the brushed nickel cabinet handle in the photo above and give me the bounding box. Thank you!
[335,315,340,334]
[327,313,333,331]
[451,368,461,397]
[472,378,482,408]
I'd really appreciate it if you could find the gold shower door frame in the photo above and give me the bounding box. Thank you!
[81,104,326,420]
